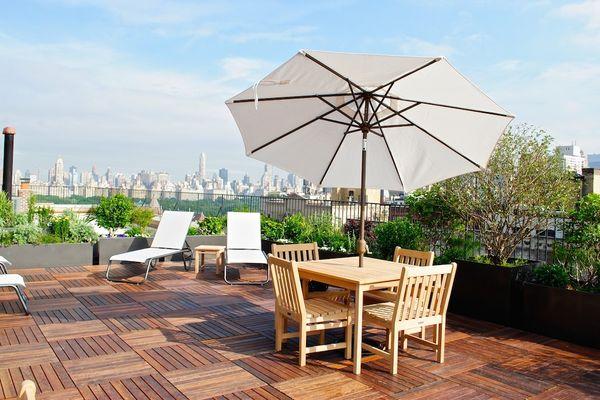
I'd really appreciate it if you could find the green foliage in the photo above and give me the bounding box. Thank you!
[27,195,36,223]
[125,226,144,237]
[343,219,376,247]
[261,215,285,241]
[196,215,226,235]
[532,264,570,288]
[130,207,154,235]
[283,213,312,243]
[11,222,42,245]
[552,193,600,290]
[0,191,14,227]
[48,211,98,243]
[435,234,480,264]
[36,206,54,230]
[92,194,134,235]
[373,217,426,260]
[441,125,579,265]
[50,215,71,242]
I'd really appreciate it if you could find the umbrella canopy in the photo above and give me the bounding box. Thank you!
[226,50,514,265]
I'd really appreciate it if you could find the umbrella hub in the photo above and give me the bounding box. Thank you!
[359,122,371,134]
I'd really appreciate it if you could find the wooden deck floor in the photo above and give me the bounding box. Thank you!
[0,262,598,399]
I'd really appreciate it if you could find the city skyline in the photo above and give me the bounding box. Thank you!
[0,1,599,180]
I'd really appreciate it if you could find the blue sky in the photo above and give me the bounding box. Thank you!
[0,0,598,180]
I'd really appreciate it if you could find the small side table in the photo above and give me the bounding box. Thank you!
[194,245,225,275]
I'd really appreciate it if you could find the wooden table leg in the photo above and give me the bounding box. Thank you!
[353,285,364,375]
[194,250,200,274]
[216,251,224,275]
[301,279,309,298]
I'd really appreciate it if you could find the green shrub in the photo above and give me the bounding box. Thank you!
[36,206,54,229]
[283,213,311,243]
[125,226,144,237]
[196,215,226,235]
[532,264,570,288]
[50,215,71,242]
[261,216,285,241]
[130,207,154,234]
[49,211,98,243]
[27,195,36,223]
[0,191,14,227]
[373,217,426,260]
[11,222,42,245]
[40,233,61,244]
[436,234,480,264]
[92,194,134,235]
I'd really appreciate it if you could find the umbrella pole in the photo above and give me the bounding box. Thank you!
[358,130,368,268]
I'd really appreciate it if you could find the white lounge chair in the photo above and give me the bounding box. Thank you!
[106,210,194,283]
[224,212,269,285]
[0,257,29,314]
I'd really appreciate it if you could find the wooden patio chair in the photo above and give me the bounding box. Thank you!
[269,256,353,366]
[366,247,434,338]
[360,263,457,375]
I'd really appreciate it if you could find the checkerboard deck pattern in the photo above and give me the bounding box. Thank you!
[0,262,598,399]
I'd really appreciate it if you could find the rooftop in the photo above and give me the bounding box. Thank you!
[1,262,598,399]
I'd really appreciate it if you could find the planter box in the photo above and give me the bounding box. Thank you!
[96,235,227,265]
[1,242,94,268]
[519,282,600,348]
[449,260,523,326]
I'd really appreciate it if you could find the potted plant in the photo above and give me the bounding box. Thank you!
[438,125,579,324]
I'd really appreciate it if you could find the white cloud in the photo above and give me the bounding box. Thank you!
[495,59,525,72]
[0,35,269,177]
[555,0,600,47]
[220,57,273,82]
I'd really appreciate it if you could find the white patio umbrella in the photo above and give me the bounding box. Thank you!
[226,50,514,266]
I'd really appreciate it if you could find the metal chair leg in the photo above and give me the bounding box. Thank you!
[10,285,29,314]
[0,262,7,274]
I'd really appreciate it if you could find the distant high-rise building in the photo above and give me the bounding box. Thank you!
[68,166,79,186]
[557,144,588,175]
[242,173,251,186]
[52,157,65,185]
[199,153,207,181]
[218,168,229,184]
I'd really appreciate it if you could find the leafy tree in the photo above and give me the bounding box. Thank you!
[441,125,579,265]
[196,215,226,235]
[261,215,285,241]
[92,194,134,236]
[553,193,600,290]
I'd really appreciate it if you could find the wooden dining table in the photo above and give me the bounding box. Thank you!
[296,256,405,375]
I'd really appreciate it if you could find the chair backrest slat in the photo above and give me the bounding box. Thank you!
[271,243,319,263]
[393,247,434,266]
[268,256,305,318]
[393,263,456,323]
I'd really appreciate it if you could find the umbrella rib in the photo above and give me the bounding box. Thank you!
[369,57,442,94]
[250,97,357,154]
[368,100,406,189]
[372,94,514,118]
[320,117,361,128]
[374,102,419,125]
[378,124,413,129]
[318,96,355,121]
[367,82,395,125]
[229,93,351,104]
[319,97,366,185]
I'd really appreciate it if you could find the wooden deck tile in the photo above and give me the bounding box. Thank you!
[179,317,251,340]
[32,307,97,325]
[234,353,327,384]
[0,362,75,399]
[202,333,274,360]
[0,325,46,346]
[273,371,382,400]
[138,343,227,373]
[40,320,112,341]
[80,374,185,400]
[49,334,131,361]
[398,379,491,399]
[0,342,58,368]
[102,313,174,333]
[63,351,154,386]
[28,297,83,313]
[164,362,266,399]
[214,386,293,400]
[119,327,198,350]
